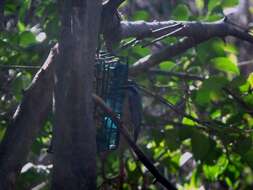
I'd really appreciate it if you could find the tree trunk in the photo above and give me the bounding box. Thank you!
[0,0,4,30]
[52,1,101,189]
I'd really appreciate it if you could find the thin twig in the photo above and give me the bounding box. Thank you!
[0,64,40,70]
[223,87,253,115]
[93,94,177,190]
[148,69,205,81]
[137,85,212,127]
[238,60,253,67]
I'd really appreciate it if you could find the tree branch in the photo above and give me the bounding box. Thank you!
[120,19,253,42]
[103,0,126,9]
[0,44,58,190]
[223,87,253,115]
[92,94,177,190]
[129,37,204,75]
[0,0,4,30]
[0,64,40,70]
[101,0,125,49]
[118,19,253,75]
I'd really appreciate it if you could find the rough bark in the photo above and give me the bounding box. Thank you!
[119,20,253,42]
[0,45,58,190]
[52,1,101,189]
[0,0,4,30]
[124,20,253,75]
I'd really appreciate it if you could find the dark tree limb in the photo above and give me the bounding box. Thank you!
[118,19,253,75]
[0,64,40,70]
[0,0,4,30]
[52,1,101,189]
[101,0,126,49]
[103,0,126,9]
[120,19,253,42]
[129,37,205,75]
[0,44,58,190]
[92,94,177,190]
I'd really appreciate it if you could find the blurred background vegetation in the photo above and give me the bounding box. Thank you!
[0,0,253,189]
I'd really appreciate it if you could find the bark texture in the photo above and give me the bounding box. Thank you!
[0,0,4,30]
[52,1,101,189]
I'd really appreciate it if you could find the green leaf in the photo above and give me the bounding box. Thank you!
[182,117,195,126]
[131,46,150,57]
[195,76,228,105]
[222,0,239,7]
[195,88,211,105]
[231,76,247,87]
[19,31,37,47]
[5,2,18,15]
[206,13,224,22]
[127,159,137,171]
[243,149,253,169]
[211,57,240,75]
[0,127,6,141]
[191,130,210,161]
[19,0,32,22]
[233,136,252,155]
[12,72,32,100]
[208,0,221,13]
[243,94,253,107]
[159,61,175,71]
[178,126,193,141]
[172,4,190,20]
[165,129,180,151]
[202,76,229,90]
[18,21,26,32]
[132,10,150,21]
[195,0,204,10]
[248,73,253,89]
[203,155,228,181]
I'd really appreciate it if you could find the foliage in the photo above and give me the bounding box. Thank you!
[0,0,253,189]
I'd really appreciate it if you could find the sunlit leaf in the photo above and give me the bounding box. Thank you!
[19,31,37,47]
[248,73,253,89]
[195,0,204,10]
[208,0,221,13]
[127,160,137,171]
[222,0,239,7]
[159,61,176,71]
[18,21,26,32]
[195,76,228,105]
[172,4,190,20]
[211,57,240,75]
[203,155,228,181]
[132,10,150,21]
